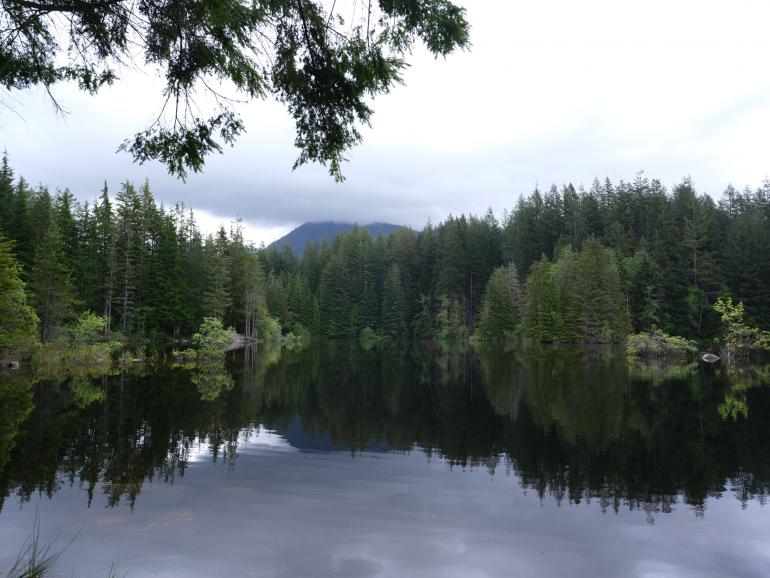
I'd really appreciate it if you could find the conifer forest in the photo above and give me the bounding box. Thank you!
[2,152,769,357]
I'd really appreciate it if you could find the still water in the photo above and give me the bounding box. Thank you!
[1,342,769,577]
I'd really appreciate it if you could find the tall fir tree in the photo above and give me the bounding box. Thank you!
[28,223,76,341]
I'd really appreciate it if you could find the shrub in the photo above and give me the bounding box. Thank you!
[70,312,107,345]
[714,297,770,360]
[627,329,697,361]
[261,316,282,341]
[187,317,235,359]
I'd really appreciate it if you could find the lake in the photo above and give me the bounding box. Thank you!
[1,342,769,577]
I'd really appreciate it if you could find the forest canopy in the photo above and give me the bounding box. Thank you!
[0,0,469,179]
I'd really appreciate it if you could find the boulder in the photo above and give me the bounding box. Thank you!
[701,353,720,363]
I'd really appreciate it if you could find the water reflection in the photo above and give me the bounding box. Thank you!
[1,342,769,517]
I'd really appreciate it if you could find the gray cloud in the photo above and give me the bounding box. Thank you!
[2,0,770,244]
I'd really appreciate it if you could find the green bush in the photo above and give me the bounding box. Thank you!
[173,318,237,362]
[627,329,697,361]
[261,316,282,341]
[714,297,770,360]
[70,312,108,345]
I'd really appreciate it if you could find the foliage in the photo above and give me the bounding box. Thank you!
[32,341,123,379]
[0,376,34,472]
[70,312,108,345]
[523,240,628,343]
[475,263,522,340]
[261,316,283,341]
[718,364,770,421]
[627,361,699,385]
[0,0,469,179]
[0,234,38,358]
[191,317,235,357]
[287,323,311,345]
[2,154,770,349]
[70,376,107,408]
[381,263,406,336]
[359,326,383,349]
[626,329,698,361]
[622,246,666,331]
[522,257,560,342]
[192,362,235,401]
[28,222,76,341]
[714,297,770,360]
[436,295,467,340]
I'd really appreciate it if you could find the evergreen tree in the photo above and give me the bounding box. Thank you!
[523,256,560,342]
[413,294,437,338]
[114,182,142,332]
[622,245,666,331]
[318,255,349,337]
[476,263,522,340]
[381,264,406,336]
[201,232,233,321]
[0,234,38,356]
[552,245,582,340]
[573,238,628,342]
[8,178,32,267]
[241,253,268,339]
[28,223,76,341]
[94,184,117,333]
[0,153,14,235]
[266,272,289,327]
[0,151,768,345]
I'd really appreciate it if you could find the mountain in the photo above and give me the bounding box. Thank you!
[269,221,404,257]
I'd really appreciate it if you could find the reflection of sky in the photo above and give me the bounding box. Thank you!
[1,428,768,578]
[187,426,295,463]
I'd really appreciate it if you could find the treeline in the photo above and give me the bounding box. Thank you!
[262,173,770,341]
[0,153,270,350]
[1,152,770,349]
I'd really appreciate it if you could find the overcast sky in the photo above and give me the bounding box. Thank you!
[2,0,769,245]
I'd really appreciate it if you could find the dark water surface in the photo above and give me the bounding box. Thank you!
[1,342,769,577]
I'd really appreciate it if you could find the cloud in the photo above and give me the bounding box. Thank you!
[2,0,770,244]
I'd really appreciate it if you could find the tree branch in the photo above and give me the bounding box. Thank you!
[14,0,123,14]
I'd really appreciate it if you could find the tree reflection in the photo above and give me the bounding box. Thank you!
[192,362,235,401]
[1,343,769,517]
